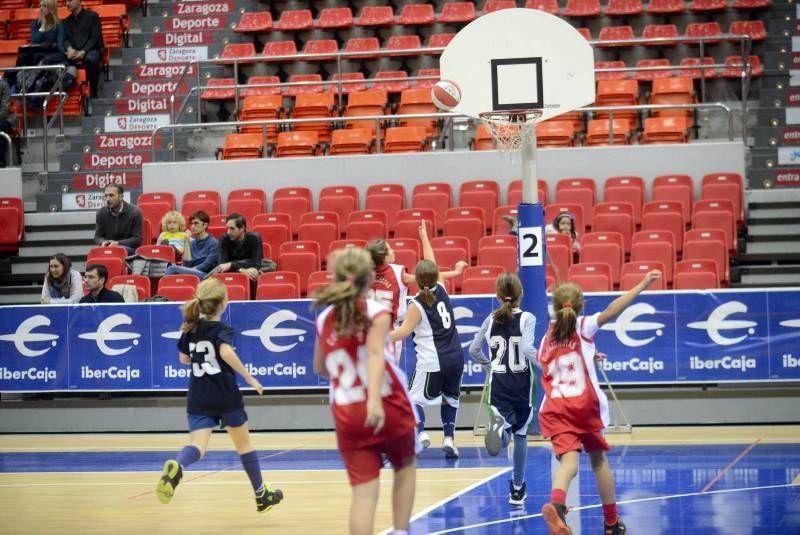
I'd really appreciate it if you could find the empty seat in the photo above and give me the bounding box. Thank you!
[563,0,601,17]
[673,260,719,289]
[158,285,196,302]
[477,242,517,273]
[256,271,301,300]
[680,57,718,79]
[642,201,685,253]
[595,60,628,81]
[371,71,409,91]
[689,0,727,12]
[722,55,763,78]
[604,0,643,15]
[242,76,282,97]
[344,89,388,137]
[387,237,421,272]
[275,9,313,31]
[219,43,257,62]
[396,208,436,239]
[201,78,236,101]
[580,231,624,288]
[272,188,312,234]
[537,120,576,148]
[569,262,612,292]
[604,176,644,227]
[493,205,519,235]
[343,37,381,58]
[211,273,251,300]
[365,184,405,228]
[284,74,324,96]
[585,119,632,146]
[252,213,292,256]
[109,275,150,301]
[702,172,744,227]
[595,79,639,127]
[307,270,335,295]
[683,228,729,285]
[471,124,495,150]
[597,25,635,46]
[0,197,23,244]
[525,0,560,13]
[239,95,283,142]
[384,126,428,153]
[641,24,679,46]
[399,3,435,25]
[298,211,340,259]
[329,239,368,255]
[329,72,367,95]
[692,199,736,254]
[728,20,766,42]
[347,210,388,241]
[444,207,485,255]
[652,182,692,225]
[464,265,505,281]
[732,0,772,9]
[593,202,635,255]
[398,87,438,136]
[159,274,200,292]
[634,59,673,81]
[427,33,456,52]
[291,91,335,142]
[234,11,272,33]
[329,128,372,155]
[303,39,339,57]
[262,40,298,59]
[555,182,595,230]
[315,7,353,29]
[87,246,128,263]
[459,180,500,233]
[545,233,573,281]
[650,77,695,122]
[461,277,498,295]
[278,241,321,295]
[646,0,684,13]
[221,133,263,160]
[483,0,517,13]
[630,231,675,285]
[412,68,441,88]
[356,5,394,26]
[620,261,667,290]
[412,183,452,232]
[685,22,722,45]
[437,2,477,22]
[641,116,689,144]
[319,186,359,234]
[228,188,266,212]
[276,131,320,157]
[183,190,221,218]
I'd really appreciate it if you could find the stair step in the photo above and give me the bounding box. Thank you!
[12,259,86,275]
[747,224,800,236]
[24,211,95,225]
[17,242,92,257]
[22,228,95,242]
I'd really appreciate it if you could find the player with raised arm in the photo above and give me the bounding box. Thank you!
[538,270,661,535]
[469,272,537,506]
[391,256,467,457]
[312,247,417,535]
[156,278,283,513]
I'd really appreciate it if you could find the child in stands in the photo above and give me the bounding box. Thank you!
[313,247,417,535]
[546,213,580,253]
[157,210,191,261]
[156,278,283,513]
[538,270,661,535]
[468,272,537,506]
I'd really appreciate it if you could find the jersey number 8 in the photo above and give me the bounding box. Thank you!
[436,301,452,329]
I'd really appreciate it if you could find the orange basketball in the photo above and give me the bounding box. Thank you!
[431,80,461,111]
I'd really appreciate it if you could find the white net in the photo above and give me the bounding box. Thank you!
[479,109,542,152]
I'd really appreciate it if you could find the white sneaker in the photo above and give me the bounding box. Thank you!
[418,431,431,449]
[484,412,507,456]
[442,436,459,458]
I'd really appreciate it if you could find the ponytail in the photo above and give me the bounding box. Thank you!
[312,247,374,336]
[492,272,522,323]
[550,283,584,343]
[414,259,439,308]
[181,278,227,333]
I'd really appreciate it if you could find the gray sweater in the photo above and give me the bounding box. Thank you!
[94,201,143,249]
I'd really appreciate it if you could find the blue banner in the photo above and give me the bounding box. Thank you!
[1,289,800,392]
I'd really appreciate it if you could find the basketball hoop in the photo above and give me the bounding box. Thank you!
[479,109,542,152]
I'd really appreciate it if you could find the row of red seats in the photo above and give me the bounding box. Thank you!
[551,258,722,291]
[230,1,771,34]
[594,56,763,82]
[590,21,766,45]
[547,224,730,290]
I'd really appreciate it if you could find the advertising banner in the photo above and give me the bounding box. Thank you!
[1,290,799,391]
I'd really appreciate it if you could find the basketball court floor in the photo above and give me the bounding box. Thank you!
[1,426,798,534]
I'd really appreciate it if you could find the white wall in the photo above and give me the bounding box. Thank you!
[143,142,746,208]
[0,167,22,199]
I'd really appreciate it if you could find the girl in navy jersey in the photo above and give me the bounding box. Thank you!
[312,247,417,535]
[156,278,283,513]
[538,270,660,535]
[469,272,537,506]
[391,258,466,458]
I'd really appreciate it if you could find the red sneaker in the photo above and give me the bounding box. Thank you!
[541,502,572,535]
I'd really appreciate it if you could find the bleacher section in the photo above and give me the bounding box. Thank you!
[0,0,797,304]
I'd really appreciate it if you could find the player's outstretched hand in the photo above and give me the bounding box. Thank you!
[365,398,385,434]
[594,352,607,362]
[643,270,662,287]
[418,220,428,239]
[454,260,469,273]
[247,377,264,395]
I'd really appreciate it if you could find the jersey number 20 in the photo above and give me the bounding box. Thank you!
[489,335,526,373]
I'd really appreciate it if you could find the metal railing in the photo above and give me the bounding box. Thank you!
[0,132,13,167]
[150,102,735,162]
[165,33,754,140]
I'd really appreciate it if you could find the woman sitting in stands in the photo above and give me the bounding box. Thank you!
[7,0,66,91]
[41,253,82,304]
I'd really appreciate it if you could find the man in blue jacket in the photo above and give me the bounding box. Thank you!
[164,211,219,279]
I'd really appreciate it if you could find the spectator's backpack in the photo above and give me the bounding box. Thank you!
[125,254,169,278]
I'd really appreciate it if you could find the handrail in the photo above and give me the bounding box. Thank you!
[4,64,66,138]
[0,132,14,167]
[41,67,69,179]
[151,102,735,162]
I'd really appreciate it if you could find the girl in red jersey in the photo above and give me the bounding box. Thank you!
[538,270,661,535]
[312,247,418,535]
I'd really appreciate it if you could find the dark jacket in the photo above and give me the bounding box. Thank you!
[94,200,143,249]
[218,232,262,271]
[61,8,103,55]
[79,287,125,303]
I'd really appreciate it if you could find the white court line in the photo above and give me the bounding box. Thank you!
[0,477,491,489]
[377,467,512,535]
[0,466,499,476]
[426,482,800,534]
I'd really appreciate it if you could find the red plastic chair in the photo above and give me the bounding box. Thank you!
[319,186,359,235]
[683,228,729,286]
[620,261,667,290]
[356,5,394,26]
[109,275,151,300]
[211,273,251,301]
[256,271,301,300]
[568,263,612,292]
[346,210,388,241]
[252,214,291,259]
[464,265,505,282]
[702,172,744,227]
[437,2,476,22]
[545,233,572,281]
[563,0,601,17]
[604,0,643,16]
[307,270,336,295]
[525,0,560,14]
[461,277,498,295]
[298,211,340,260]
[278,241,321,296]
[646,0,684,13]
[234,11,272,33]
[275,9,313,31]
[158,285,196,302]
[692,199,736,255]
[580,232,624,288]
[592,202,635,255]
[272,187,313,234]
[673,260,719,290]
[159,274,200,292]
[135,245,176,264]
[398,3,434,25]
[315,7,354,29]
[630,232,675,285]
[459,180,500,233]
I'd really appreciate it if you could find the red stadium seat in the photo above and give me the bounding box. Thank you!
[651,184,692,226]
[278,241,321,295]
[620,261,667,290]
[685,22,722,45]
[464,265,505,282]
[284,74,324,96]
[728,20,766,42]
[630,231,675,285]
[634,59,673,81]
[597,25,635,47]
[366,184,405,229]
[525,0,560,14]
[158,285,196,302]
[183,190,221,218]
[0,198,24,246]
[646,0,684,13]
[329,239,367,255]
[595,60,628,81]
[702,172,744,227]
[329,128,372,155]
[461,277,498,295]
[483,0,517,14]
[159,274,200,291]
[395,209,436,239]
[444,207,485,255]
[135,245,176,264]
[272,187,313,233]
[437,2,476,22]
[343,37,381,58]
[87,246,128,263]
[315,7,353,29]
[89,257,126,285]
[580,231,624,288]
[642,24,679,46]
[692,199,736,255]
[109,275,151,300]
[384,126,428,153]
[211,273,251,301]
[356,5,394,26]
[673,260,719,290]
[537,120,577,148]
[387,238,420,274]
[604,0,643,16]
[545,233,572,281]
[689,0,727,12]
[319,186,359,235]
[262,40,298,59]
[563,0,601,17]
[680,57,718,80]
[412,183,452,232]
[234,11,272,33]
[252,213,291,258]
[256,271,301,300]
[328,72,367,95]
[432,236,471,266]
[683,228,729,286]
[275,9,313,31]
[604,183,643,227]
[347,210,388,241]
[399,3,434,25]
[568,262,612,292]
[459,180,500,233]
[641,116,689,144]
[642,201,685,254]
[298,211,340,260]
[722,55,763,78]
[307,270,335,295]
[592,202,634,255]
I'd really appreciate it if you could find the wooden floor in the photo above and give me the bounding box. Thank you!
[1,426,798,535]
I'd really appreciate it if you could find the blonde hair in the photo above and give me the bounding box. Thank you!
[312,247,374,336]
[550,283,584,343]
[492,272,523,323]
[161,210,186,232]
[39,0,58,32]
[181,278,227,333]
[414,259,439,308]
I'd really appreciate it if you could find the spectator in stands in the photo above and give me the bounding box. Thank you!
[208,213,262,283]
[62,0,103,98]
[79,263,124,303]
[7,0,66,92]
[41,253,82,304]
[165,210,220,279]
[546,213,580,253]
[157,210,190,261]
[0,78,17,168]
[94,184,143,255]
